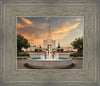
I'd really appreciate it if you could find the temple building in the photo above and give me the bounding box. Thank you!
[43,20,56,49]
[22,19,73,52]
[43,40,56,48]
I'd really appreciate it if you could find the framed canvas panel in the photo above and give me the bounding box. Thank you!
[0,1,100,86]
[16,16,84,70]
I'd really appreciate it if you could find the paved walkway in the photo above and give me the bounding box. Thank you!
[17,58,83,69]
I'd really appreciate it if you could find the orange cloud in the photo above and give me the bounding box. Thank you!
[20,33,48,46]
[21,17,32,24]
[21,33,35,40]
[53,23,80,34]
[18,22,80,46]
[21,33,39,45]
[52,33,69,40]
[45,17,49,20]
[17,17,48,30]
[40,23,48,29]
[17,18,49,46]
[17,17,82,46]
[17,23,24,28]
[32,39,43,45]
[63,21,70,26]
[45,17,50,20]
[39,33,48,39]
[17,17,34,29]
[75,18,81,21]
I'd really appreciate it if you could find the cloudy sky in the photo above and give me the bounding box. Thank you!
[17,17,84,47]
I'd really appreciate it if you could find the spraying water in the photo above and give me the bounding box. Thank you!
[41,45,59,60]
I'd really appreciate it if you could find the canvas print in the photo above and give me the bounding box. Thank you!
[17,17,84,69]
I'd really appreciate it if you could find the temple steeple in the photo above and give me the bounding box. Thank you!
[47,19,52,45]
[43,18,56,49]
[49,19,50,34]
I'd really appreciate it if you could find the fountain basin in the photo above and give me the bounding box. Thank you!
[27,58,72,69]
[29,52,70,58]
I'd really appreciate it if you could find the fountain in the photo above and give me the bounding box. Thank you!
[40,45,59,60]
[27,19,72,69]
[27,44,72,69]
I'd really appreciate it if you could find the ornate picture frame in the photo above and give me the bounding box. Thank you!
[0,1,100,85]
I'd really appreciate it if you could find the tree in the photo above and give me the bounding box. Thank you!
[57,43,64,52]
[34,49,38,52]
[57,43,61,48]
[71,37,83,53]
[39,45,42,51]
[39,45,42,48]
[17,34,30,52]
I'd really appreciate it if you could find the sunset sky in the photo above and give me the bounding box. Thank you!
[17,17,84,47]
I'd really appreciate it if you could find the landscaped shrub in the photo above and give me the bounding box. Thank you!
[57,49,60,52]
[39,49,42,52]
[17,52,29,56]
[34,49,38,52]
[61,49,64,52]
[70,52,83,57]
[57,48,64,52]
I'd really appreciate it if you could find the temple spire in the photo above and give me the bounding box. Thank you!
[47,18,52,44]
[49,19,50,34]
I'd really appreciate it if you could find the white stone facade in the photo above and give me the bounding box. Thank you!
[43,40,56,48]
[29,52,44,58]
